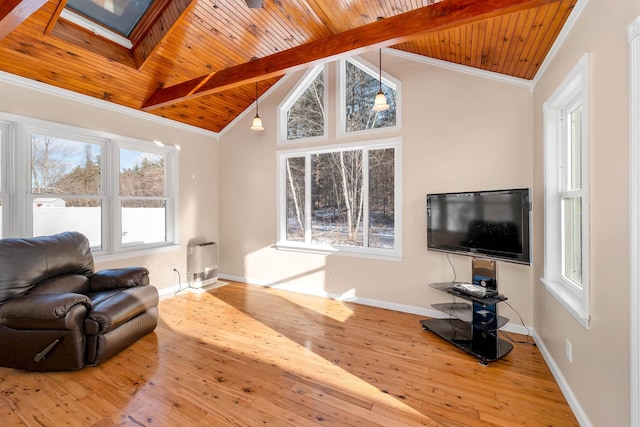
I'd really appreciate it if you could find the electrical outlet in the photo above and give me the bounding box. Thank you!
[565,339,573,362]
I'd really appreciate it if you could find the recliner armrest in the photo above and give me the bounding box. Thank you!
[89,267,150,291]
[0,293,91,330]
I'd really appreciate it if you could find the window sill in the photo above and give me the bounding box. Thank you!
[94,243,180,264]
[541,277,590,329]
[275,241,402,262]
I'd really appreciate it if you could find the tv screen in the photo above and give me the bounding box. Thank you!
[426,188,531,265]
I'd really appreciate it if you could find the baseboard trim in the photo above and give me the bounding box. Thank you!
[158,280,229,299]
[218,274,532,336]
[532,329,592,427]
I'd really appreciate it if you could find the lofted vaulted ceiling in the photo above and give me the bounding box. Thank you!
[0,0,577,133]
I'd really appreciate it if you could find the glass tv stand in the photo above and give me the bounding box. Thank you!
[420,282,513,365]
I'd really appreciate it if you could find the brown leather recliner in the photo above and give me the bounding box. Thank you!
[0,231,159,371]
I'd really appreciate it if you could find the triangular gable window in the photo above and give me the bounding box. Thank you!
[278,65,327,144]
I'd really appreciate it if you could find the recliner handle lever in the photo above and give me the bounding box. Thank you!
[34,339,60,363]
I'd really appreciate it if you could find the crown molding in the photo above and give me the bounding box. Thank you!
[386,48,533,90]
[0,70,219,139]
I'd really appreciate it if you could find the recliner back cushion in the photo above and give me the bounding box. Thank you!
[0,232,94,304]
[27,274,90,296]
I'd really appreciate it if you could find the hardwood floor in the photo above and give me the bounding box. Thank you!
[0,281,578,426]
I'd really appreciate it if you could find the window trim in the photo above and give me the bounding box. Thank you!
[2,113,179,257]
[542,53,590,328]
[0,121,12,237]
[113,136,180,254]
[337,54,402,138]
[277,64,328,145]
[60,9,134,48]
[276,138,403,261]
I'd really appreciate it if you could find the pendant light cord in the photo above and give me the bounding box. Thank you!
[378,49,383,92]
[255,82,259,116]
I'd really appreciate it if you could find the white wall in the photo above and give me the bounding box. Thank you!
[218,52,535,325]
[0,73,220,293]
[532,1,640,425]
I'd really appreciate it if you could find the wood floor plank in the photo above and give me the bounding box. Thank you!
[0,281,578,426]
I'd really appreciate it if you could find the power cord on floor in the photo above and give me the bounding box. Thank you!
[173,268,183,296]
[500,300,535,346]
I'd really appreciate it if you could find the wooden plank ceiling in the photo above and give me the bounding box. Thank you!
[0,0,577,133]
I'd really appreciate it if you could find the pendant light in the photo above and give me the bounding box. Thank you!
[250,82,264,131]
[372,48,389,112]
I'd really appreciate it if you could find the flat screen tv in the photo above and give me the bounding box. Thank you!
[426,188,531,265]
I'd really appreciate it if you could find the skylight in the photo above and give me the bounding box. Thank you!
[65,0,153,37]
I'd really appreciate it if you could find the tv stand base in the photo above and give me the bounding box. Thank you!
[420,318,513,365]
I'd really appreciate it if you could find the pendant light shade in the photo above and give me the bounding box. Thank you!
[250,82,264,131]
[372,48,389,112]
[373,91,389,112]
[251,115,264,131]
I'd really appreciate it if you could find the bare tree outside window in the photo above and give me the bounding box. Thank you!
[31,134,103,240]
[368,148,395,248]
[287,70,325,140]
[283,145,396,251]
[31,134,101,206]
[345,61,397,132]
[120,148,167,245]
[311,150,364,246]
[285,156,305,241]
[120,149,165,208]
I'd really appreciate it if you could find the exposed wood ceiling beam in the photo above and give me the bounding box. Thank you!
[142,0,561,111]
[0,0,47,40]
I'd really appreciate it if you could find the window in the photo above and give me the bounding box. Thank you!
[30,132,105,247]
[542,54,590,328]
[0,122,9,239]
[65,0,154,37]
[278,65,327,144]
[277,138,402,260]
[339,56,400,136]
[119,146,171,247]
[2,116,178,257]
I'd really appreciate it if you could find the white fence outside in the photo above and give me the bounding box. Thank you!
[32,207,166,247]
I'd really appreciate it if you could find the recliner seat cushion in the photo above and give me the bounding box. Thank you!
[87,286,159,334]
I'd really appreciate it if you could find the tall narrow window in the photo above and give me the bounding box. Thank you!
[278,138,402,260]
[543,54,590,328]
[119,147,169,246]
[562,104,583,287]
[285,156,305,242]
